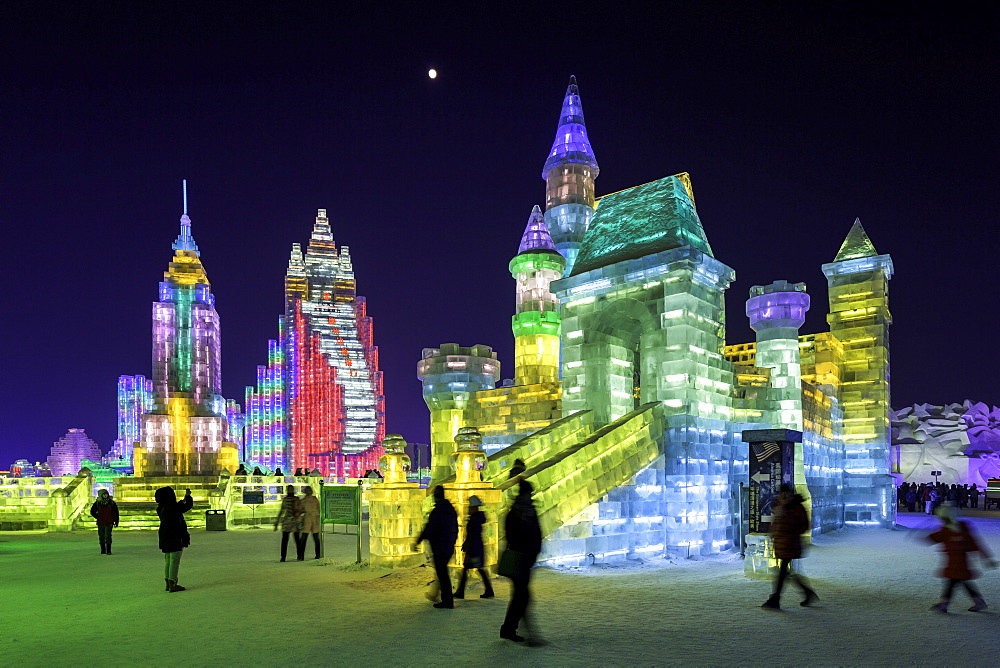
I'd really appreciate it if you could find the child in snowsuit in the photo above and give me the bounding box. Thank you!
[927,504,996,612]
[90,489,119,554]
[454,495,494,599]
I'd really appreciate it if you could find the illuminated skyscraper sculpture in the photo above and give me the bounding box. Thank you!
[543,75,598,277]
[110,374,153,465]
[244,326,288,471]
[245,209,386,476]
[822,219,894,525]
[132,200,239,477]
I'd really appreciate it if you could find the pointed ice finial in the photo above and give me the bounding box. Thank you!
[172,179,199,253]
[834,217,878,262]
[542,75,598,178]
[517,205,559,254]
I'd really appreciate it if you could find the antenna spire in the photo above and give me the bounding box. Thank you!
[182,179,188,215]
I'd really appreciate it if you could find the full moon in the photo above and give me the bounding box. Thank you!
[428,68,437,79]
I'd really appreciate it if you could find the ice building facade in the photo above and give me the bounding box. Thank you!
[109,374,153,466]
[46,429,102,476]
[244,209,385,476]
[131,207,240,476]
[419,77,895,565]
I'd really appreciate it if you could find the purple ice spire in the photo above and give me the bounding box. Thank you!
[517,205,558,254]
[172,180,199,253]
[541,75,599,178]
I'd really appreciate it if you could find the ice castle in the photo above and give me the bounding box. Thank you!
[419,77,894,566]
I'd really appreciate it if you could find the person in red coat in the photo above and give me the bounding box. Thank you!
[927,504,996,612]
[89,489,119,555]
[761,484,819,610]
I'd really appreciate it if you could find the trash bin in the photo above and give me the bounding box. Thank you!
[205,509,227,531]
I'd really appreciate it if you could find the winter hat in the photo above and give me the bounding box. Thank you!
[468,495,484,507]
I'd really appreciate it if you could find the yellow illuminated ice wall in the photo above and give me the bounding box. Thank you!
[822,219,894,525]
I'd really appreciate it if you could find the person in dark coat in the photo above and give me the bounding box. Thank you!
[761,484,818,610]
[500,480,543,644]
[89,489,119,555]
[155,486,192,592]
[414,485,459,609]
[927,503,996,612]
[454,495,494,600]
[274,485,302,562]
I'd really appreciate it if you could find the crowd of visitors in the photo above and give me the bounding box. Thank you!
[898,481,982,513]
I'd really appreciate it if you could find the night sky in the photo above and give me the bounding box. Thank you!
[4,2,997,466]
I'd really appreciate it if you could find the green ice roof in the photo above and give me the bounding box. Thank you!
[833,218,879,261]
[571,174,712,276]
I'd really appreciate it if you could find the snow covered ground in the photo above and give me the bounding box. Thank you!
[4,511,999,666]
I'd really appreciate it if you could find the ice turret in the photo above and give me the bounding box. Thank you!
[822,219,894,527]
[510,206,565,385]
[543,76,599,277]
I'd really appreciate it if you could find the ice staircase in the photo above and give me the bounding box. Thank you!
[460,402,667,538]
[76,476,220,531]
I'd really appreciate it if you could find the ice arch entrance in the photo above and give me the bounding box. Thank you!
[565,297,658,425]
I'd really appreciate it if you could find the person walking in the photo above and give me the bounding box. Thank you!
[927,504,996,612]
[297,485,322,560]
[155,486,193,592]
[90,489,120,555]
[454,495,494,600]
[274,484,302,562]
[500,480,543,644]
[761,484,819,610]
[969,483,980,509]
[413,485,459,609]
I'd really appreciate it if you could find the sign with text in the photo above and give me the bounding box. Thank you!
[747,440,794,534]
[321,485,360,525]
[241,490,265,505]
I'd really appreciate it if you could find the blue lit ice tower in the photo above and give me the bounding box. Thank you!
[543,75,598,277]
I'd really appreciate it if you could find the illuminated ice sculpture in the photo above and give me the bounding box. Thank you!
[244,210,386,476]
[415,76,898,566]
[368,434,424,567]
[132,203,239,477]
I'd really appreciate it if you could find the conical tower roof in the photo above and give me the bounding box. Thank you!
[833,218,878,261]
[517,205,559,254]
[541,75,599,178]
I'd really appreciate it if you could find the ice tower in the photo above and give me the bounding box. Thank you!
[511,205,565,385]
[746,281,810,431]
[244,209,386,476]
[822,219,894,525]
[133,199,239,477]
[111,374,153,466]
[543,75,598,277]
